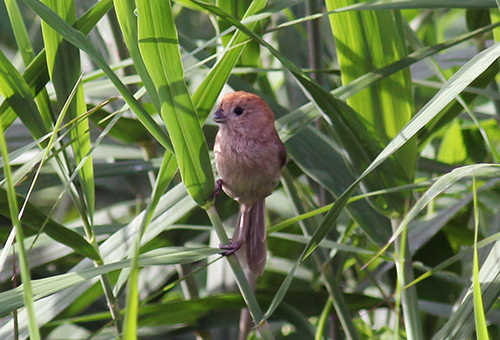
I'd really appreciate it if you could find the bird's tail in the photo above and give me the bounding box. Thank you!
[234,199,267,340]
[235,199,267,282]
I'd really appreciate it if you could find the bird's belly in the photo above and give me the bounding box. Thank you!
[215,149,280,205]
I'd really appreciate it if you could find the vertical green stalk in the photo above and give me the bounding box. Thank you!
[315,296,333,340]
[0,110,40,340]
[205,204,275,340]
[472,176,490,340]
[392,217,423,340]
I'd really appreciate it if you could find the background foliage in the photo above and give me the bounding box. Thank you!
[1,0,500,339]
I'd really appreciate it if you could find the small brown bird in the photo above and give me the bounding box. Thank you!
[213,91,286,280]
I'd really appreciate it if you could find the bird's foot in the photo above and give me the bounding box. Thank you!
[208,179,223,201]
[219,239,242,256]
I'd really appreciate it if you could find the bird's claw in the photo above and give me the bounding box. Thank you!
[208,179,223,201]
[219,239,242,256]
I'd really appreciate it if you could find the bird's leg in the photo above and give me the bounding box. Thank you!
[220,206,248,256]
[220,239,242,256]
[208,178,223,201]
[220,224,244,256]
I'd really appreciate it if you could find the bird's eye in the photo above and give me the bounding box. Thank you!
[234,106,244,115]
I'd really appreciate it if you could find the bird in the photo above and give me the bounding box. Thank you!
[212,91,286,339]
[213,91,286,279]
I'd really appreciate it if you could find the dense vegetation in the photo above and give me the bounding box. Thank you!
[1,0,500,339]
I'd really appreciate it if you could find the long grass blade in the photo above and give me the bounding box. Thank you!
[472,176,491,340]
[137,0,213,207]
[23,0,173,151]
[0,97,41,340]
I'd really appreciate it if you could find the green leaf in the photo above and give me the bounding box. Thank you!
[0,95,40,340]
[286,126,391,244]
[0,0,113,131]
[0,188,101,262]
[331,0,498,11]
[0,49,46,139]
[0,247,221,316]
[437,119,467,164]
[326,0,416,215]
[22,0,173,151]
[89,104,154,144]
[41,0,95,223]
[137,0,214,207]
[472,177,490,340]
[306,39,500,266]
[113,0,160,112]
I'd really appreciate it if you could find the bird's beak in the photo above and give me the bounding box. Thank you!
[213,109,228,123]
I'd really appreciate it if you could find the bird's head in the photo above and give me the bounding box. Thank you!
[213,91,275,133]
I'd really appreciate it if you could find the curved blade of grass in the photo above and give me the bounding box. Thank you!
[0,100,40,340]
[286,126,391,244]
[0,188,100,261]
[433,238,500,339]
[266,40,500,329]
[314,40,500,257]
[0,247,221,316]
[22,0,173,151]
[418,65,499,146]
[369,164,500,268]
[0,49,46,139]
[0,183,197,339]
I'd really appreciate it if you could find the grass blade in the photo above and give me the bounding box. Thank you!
[472,176,490,340]
[0,49,46,139]
[137,0,213,207]
[23,0,173,151]
[0,99,40,340]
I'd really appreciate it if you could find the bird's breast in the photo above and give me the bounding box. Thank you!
[214,132,282,205]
